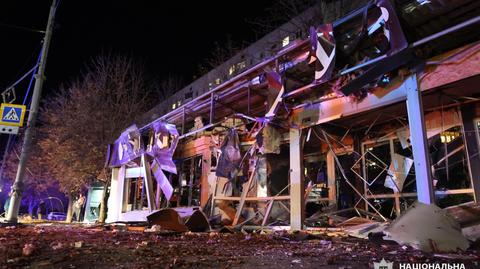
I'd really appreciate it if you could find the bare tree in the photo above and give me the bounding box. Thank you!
[197,35,243,79]
[4,133,59,217]
[247,0,367,38]
[38,54,154,222]
[155,74,185,100]
[247,0,320,38]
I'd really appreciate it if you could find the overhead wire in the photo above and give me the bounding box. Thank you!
[0,0,61,190]
[0,22,45,34]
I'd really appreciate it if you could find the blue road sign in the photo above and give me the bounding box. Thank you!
[0,103,26,127]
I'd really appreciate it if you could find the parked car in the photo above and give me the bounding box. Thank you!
[47,212,66,221]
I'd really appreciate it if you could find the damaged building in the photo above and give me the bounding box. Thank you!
[103,0,480,247]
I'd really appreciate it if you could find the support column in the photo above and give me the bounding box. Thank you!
[405,75,434,204]
[289,128,304,230]
[461,104,480,202]
[201,149,211,207]
[141,155,156,211]
[326,150,337,206]
[105,167,122,223]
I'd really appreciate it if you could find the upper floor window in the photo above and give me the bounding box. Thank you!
[282,36,290,47]
[296,30,303,39]
[230,61,247,76]
[228,65,236,75]
[237,61,246,70]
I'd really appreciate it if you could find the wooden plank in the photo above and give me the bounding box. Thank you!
[200,149,211,207]
[278,201,291,214]
[232,158,258,226]
[261,200,274,227]
[327,150,337,205]
[214,195,290,201]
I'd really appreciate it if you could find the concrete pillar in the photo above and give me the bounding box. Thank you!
[289,128,304,230]
[405,75,434,204]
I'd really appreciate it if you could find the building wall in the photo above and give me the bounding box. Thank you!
[139,0,368,124]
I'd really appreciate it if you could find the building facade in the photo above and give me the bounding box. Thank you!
[105,0,480,230]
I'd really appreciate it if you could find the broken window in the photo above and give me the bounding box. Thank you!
[429,125,473,207]
[359,109,474,217]
[184,91,193,100]
[176,155,203,207]
[361,141,391,194]
[358,138,415,217]
[123,177,148,212]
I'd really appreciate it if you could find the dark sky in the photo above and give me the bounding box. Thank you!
[1,0,276,100]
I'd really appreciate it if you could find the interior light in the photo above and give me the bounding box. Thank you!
[416,0,431,6]
[282,36,290,47]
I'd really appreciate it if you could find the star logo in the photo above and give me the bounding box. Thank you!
[374,258,393,269]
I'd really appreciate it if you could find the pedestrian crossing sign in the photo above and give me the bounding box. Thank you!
[0,103,26,127]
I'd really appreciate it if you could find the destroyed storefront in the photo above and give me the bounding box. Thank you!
[104,0,480,238]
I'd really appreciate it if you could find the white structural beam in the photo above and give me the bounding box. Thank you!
[289,128,305,230]
[405,75,434,204]
[106,166,123,223]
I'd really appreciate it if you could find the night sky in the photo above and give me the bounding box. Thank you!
[1,0,277,100]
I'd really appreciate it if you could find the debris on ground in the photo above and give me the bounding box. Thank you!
[384,202,470,252]
[445,202,480,242]
[185,210,211,232]
[0,224,478,268]
[21,244,34,257]
[147,208,211,233]
[147,208,188,232]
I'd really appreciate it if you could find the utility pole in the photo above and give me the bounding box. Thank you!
[0,135,14,192]
[5,0,58,223]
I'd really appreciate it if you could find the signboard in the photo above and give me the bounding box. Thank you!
[1,87,16,104]
[0,103,26,127]
[0,125,19,135]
